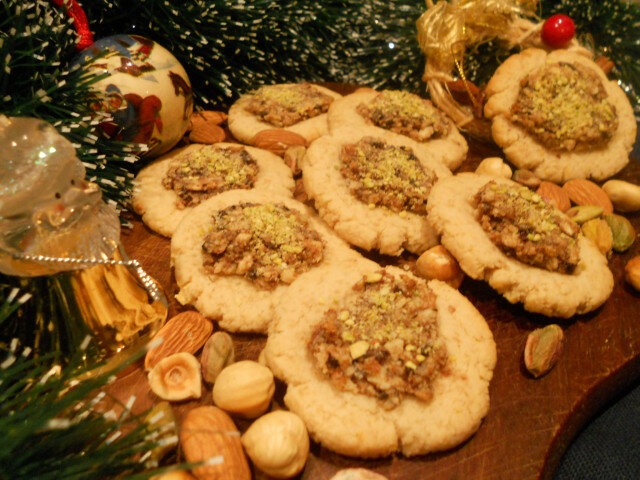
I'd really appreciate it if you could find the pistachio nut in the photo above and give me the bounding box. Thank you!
[565,205,604,225]
[201,331,235,384]
[524,324,564,378]
[602,179,640,213]
[604,213,636,252]
[581,218,613,255]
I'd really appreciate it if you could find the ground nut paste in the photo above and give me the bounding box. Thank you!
[202,203,324,289]
[163,146,258,208]
[245,84,335,127]
[309,271,448,409]
[510,62,618,151]
[340,137,437,214]
[474,181,581,273]
[357,90,450,142]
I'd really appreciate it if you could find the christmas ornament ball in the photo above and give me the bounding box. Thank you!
[541,14,575,49]
[75,35,193,158]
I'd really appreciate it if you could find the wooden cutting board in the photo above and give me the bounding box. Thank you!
[115,111,640,480]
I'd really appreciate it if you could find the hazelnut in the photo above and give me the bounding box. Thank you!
[241,410,309,479]
[415,245,464,288]
[475,157,512,178]
[212,360,275,418]
[148,352,202,402]
[625,256,640,291]
[329,469,389,480]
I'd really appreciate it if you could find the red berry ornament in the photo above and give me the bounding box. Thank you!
[541,14,575,49]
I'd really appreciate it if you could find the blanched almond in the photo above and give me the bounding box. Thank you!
[536,181,571,212]
[251,129,308,156]
[562,179,613,214]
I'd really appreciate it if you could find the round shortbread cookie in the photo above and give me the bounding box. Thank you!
[484,48,636,182]
[132,143,294,237]
[264,265,496,458]
[302,126,452,256]
[171,189,368,333]
[327,88,468,171]
[228,83,342,145]
[427,173,614,317]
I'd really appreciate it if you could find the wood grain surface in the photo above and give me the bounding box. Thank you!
[113,100,640,480]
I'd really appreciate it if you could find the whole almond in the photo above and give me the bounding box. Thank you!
[189,110,228,130]
[189,123,226,144]
[180,406,251,480]
[251,129,309,156]
[145,311,213,370]
[562,179,613,214]
[536,181,571,212]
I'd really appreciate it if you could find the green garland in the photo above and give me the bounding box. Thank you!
[0,287,186,480]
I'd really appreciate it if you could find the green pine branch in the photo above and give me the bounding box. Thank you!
[0,0,140,214]
[0,287,188,480]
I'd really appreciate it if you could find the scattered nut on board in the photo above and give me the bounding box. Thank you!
[475,157,512,178]
[625,256,640,291]
[524,325,564,378]
[415,245,464,288]
[148,352,202,401]
[602,179,640,213]
[242,410,310,479]
[145,311,213,370]
[180,406,251,480]
[201,331,235,384]
[212,360,275,418]
[329,469,389,480]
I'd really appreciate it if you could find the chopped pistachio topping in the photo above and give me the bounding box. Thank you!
[245,83,334,127]
[162,146,258,208]
[340,137,437,214]
[474,181,581,273]
[510,62,618,151]
[202,203,324,289]
[356,90,450,141]
[309,271,448,409]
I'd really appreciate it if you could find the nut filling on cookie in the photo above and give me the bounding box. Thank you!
[510,62,618,151]
[162,146,258,208]
[474,181,581,273]
[245,84,334,127]
[309,271,448,409]
[202,203,324,289]
[356,90,450,142]
[340,137,437,214]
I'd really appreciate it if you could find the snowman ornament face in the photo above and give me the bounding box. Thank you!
[76,34,193,158]
[0,116,120,276]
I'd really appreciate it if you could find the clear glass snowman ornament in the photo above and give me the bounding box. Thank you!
[0,116,166,353]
